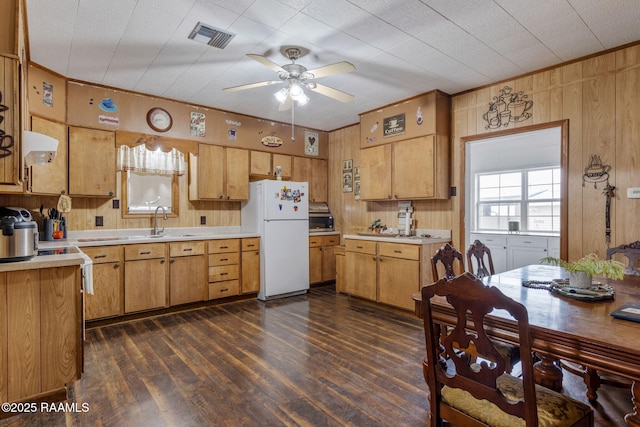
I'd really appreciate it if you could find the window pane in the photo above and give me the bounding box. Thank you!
[528,184,553,199]
[478,202,521,231]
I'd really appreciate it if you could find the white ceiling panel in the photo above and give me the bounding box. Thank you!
[25,0,640,131]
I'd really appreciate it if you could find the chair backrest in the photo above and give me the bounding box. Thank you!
[421,272,538,426]
[467,239,495,279]
[431,243,464,281]
[607,241,640,276]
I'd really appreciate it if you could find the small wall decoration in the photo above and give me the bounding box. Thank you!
[304,130,319,156]
[383,113,405,138]
[43,82,53,107]
[483,86,533,129]
[416,106,423,125]
[0,91,14,158]
[99,97,118,112]
[354,166,361,200]
[190,112,206,137]
[147,107,172,132]
[582,154,616,244]
[342,159,353,193]
[261,134,283,147]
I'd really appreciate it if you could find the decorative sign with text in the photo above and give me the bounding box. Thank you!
[383,113,405,138]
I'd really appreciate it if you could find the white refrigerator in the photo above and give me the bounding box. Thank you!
[241,180,309,301]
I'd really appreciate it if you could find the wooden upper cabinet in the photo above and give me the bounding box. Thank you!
[68,126,116,197]
[359,144,392,200]
[359,135,449,201]
[190,144,248,201]
[29,116,68,195]
[292,156,327,202]
[0,57,21,193]
[250,151,292,180]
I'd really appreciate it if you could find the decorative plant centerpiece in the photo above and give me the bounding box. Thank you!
[368,219,387,234]
[541,253,625,288]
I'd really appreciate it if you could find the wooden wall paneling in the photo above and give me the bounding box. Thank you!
[562,76,585,260]
[40,266,80,391]
[615,65,640,245]
[581,73,617,258]
[7,269,40,401]
[0,273,6,403]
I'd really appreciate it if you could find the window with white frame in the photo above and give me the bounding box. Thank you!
[475,167,560,233]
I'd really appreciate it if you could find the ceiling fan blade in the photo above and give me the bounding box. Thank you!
[306,61,355,79]
[278,97,292,111]
[246,54,287,73]
[223,80,282,92]
[309,83,354,103]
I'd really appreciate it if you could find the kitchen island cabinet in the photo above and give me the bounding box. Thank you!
[343,235,448,310]
[169,241,206,305]
[1,264,82,411]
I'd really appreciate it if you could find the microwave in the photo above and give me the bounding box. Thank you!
[309,202,334,232]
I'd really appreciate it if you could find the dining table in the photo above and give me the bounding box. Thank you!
[413,264,640,427]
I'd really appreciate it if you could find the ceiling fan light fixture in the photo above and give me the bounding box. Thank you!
[289,83,304,99]
[296,93,310,106]
[274,87,289,103]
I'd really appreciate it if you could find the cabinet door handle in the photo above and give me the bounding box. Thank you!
[220,246,228,249]
[220,288,229,292]
[372,256,377,261]
[114,264,120,269]
[221,272,228,276]
[220,258,228,261]
[246,244,255,248]
[393,250,402,253]
[95,254,107,259]
[170,259,175,264]
[140,251,151,255]
[160,259,165,264]
[356,245,364,249]
[183,248,193,252]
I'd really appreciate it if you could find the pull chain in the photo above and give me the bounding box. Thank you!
[291,99,295,142]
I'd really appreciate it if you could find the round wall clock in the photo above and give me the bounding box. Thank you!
[146,107,173,132]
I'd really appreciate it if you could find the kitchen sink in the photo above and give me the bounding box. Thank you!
[77,236,129,242]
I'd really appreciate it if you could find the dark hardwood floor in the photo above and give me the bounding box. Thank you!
[1,285,632,426]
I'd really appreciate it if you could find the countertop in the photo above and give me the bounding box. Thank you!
[344,230,450,245]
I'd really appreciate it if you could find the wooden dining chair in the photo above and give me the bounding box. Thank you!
[420,272,594,427]
[431,243,465,281]
[466,239,495,279]
[432,243,519,372]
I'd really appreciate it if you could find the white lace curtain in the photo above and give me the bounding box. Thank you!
[117,144,185,175]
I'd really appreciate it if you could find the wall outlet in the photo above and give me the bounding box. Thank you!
[200,216,206,225]
[112,199,120,209]
[628,188,640,199]
[95,216,103,226]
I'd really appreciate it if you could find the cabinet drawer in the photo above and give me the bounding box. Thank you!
[208,280,240,299]
[379,242,420,260]
[124,243,166,260]
[209,265,239,282]
[208,252,240,266]
[169,241,205,257]
[471,234,507,247]
[323,235,339,246]
[508,235,548,248]
[82,246,121,263]
[345,239,377,255]
[242,237,260,251]
[208,239,239,253]
[309,236,323,247]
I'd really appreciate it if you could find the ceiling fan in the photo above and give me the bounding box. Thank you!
[223,46,356,111]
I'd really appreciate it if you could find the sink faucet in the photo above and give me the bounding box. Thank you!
[152,206,168,236]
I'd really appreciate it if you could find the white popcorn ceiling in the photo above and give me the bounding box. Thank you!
[25,0,640,131]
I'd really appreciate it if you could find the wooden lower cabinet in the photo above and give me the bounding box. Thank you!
[169,241,206,305]
[334,245,345,293]
[344,240,377,300]
[241,237,260,294]
[2,266,82,403]
[83,246,123,320]
[309,234,339,284]
[124,243,168,313]
[343,238,441,311]
[208,239,240,300]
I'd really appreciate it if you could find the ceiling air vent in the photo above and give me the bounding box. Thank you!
[188,22,235,49]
